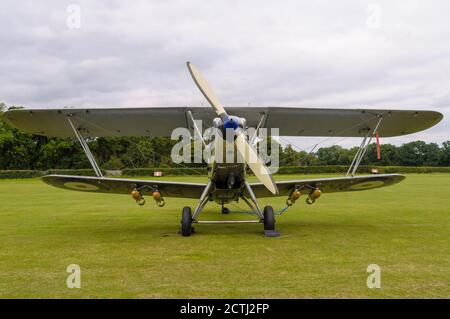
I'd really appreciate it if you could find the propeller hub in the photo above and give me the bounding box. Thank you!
[223,117,239,130]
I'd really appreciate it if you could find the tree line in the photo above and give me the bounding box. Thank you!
[1,103,449,170]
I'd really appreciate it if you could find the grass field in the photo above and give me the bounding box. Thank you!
[0,174,449,298]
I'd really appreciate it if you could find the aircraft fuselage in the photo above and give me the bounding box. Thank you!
[207,117,248,205]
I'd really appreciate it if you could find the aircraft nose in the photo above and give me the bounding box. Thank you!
[223,117,238,130]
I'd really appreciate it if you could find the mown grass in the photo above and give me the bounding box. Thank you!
[0,174,449,298]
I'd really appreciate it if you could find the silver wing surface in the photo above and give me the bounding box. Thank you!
[3,106,442,137]
[42,175,207,199]
[43,174,404,199]
[247,174,405,198]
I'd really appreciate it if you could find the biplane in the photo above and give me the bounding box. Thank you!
[3,62,442,236]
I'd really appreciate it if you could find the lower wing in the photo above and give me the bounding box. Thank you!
[43,173,405,200]
[248,174,405,198]
[42,175,207,199]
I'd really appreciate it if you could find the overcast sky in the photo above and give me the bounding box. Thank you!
[0,0,449,149]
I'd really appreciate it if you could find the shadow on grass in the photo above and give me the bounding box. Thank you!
[55,217,387,242]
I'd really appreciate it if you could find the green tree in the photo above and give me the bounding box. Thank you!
[316,145,351,165]
[1,101,449,170]
[363,143,400,166]
[397,141,428,166]
[280,144,301,166]
[423,143,442,166]
[439,141,450,166]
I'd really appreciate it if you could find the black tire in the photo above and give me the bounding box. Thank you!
[263,206,275,231]
[181,207,192,236]
[222,207,230,214]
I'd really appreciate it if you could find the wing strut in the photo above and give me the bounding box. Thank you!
[346,116,383,176]
[67,117,103,177]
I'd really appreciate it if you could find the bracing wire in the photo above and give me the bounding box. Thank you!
[71,116,207,176]
[276,114,381,167]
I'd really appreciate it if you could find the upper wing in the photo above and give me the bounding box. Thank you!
[3,106,442,138]
[42,175,207,199]
[247,174,405,198]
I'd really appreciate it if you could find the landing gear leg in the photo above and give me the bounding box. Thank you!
[192,181,212,220]
[244,181,263,219]
[181,181,212,236]
[244,182,280,237]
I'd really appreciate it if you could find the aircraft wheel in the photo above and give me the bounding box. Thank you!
[222,207,230,214]
[263,206,275,230]
[181,206,193,236]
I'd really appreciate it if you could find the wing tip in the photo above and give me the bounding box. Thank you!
[432,110,444,126]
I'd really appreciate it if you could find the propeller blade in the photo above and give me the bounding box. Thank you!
[186,62,228,120]
[235,131,279,195]
[187,61,278,195]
